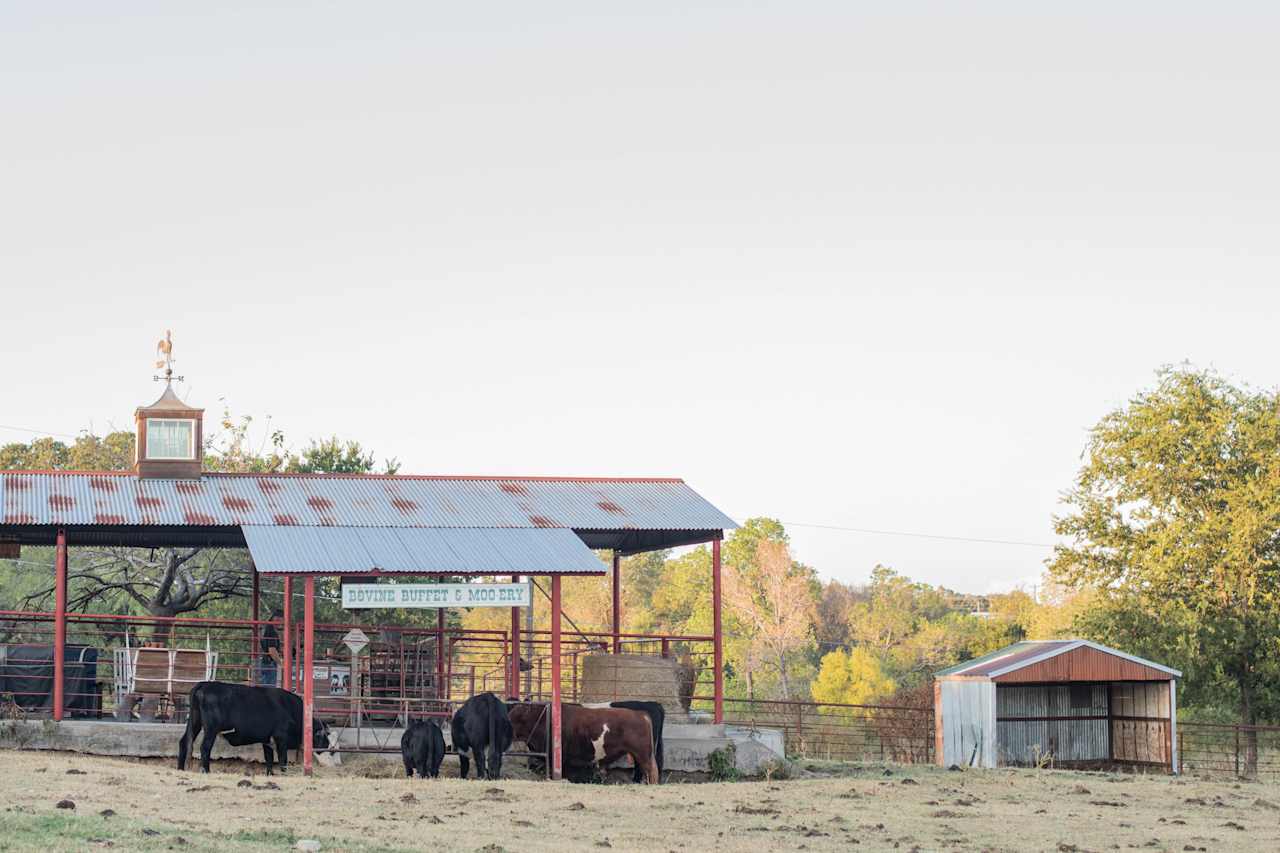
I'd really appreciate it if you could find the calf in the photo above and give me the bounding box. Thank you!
[401,718,446,779]
[450,692,513,780]
[177,681,338,774]
[509,702,659,784]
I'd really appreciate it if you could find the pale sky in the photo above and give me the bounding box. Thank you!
[3,3,1278,594]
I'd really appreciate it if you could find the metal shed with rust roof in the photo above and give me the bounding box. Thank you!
[934,640,1181,773]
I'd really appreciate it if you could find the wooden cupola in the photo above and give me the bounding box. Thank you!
[135,384,204,479]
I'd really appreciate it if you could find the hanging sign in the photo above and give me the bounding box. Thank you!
[342,628,370,655]
[341,582,532,609]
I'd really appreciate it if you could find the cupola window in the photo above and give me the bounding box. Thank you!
[145,418,195,460]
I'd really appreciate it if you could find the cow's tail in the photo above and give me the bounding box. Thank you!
[178,683,203,770]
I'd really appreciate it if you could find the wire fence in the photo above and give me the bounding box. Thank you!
[721,697,934,764]
[10,608,1280,783]
[1178,722,1280,782]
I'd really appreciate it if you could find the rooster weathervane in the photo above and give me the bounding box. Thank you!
[152,330,184,383]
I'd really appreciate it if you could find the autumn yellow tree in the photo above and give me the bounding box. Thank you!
[722,539,815,699]
[810,647,895,709]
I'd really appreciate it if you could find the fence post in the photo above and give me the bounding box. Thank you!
[1178,729,1183,775]
[796,703,803,755]
[1235,727,1241,777]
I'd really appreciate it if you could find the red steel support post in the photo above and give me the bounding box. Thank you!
[302,576,315,776]
[251,570,260,684]
[611,551,622,654]
[712,536,724,724]
[53,528,67,722]
[436,609,446,702]
[551,574,563,780]
[282,576,293,692]
[510,575,521,698]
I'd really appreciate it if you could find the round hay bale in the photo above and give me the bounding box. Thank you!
[580,654,686,718]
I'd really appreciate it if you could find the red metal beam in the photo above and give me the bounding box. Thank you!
[504,571,514,696]
[551,574,563,780]
[712,536,723,724]
[611,551,621,655]
[436,608,446,703]
[52,528,67,722]
[251,570,260,684]
[281,576,293,692]
[302,575,315,776]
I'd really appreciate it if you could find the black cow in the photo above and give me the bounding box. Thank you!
[177,681,338,774]
[401,718,446,779]
[450,692,513,780]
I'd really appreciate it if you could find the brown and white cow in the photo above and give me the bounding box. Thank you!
[508,702,660,784]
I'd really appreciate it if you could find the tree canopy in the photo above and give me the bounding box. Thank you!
[1050,367,1280,726]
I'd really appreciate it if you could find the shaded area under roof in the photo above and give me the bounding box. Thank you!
[242,526,607,575]
[0,472,735,552]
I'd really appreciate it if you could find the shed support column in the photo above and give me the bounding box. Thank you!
[282,576,293,692]
[1169,679,1179,775]
[251,570,260,684]
[509,575,521,698]
[611,551,622,655]
[551,575,563,781]
[302,576,315,776]
[436,609,446,703]
[712,536,724,724]
[53,528,67,722]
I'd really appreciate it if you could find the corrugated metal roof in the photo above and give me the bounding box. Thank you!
[936,640,1181,679]
[0,472,736,531]
[242,526,606,575]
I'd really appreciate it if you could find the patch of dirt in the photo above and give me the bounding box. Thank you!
[3,749,1280,852]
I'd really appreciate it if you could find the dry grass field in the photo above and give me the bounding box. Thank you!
[1,749,1278,852]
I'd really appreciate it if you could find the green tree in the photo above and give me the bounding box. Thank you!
[288,436,400,475]
[811,647,895,708]
[1050,368,1280,746]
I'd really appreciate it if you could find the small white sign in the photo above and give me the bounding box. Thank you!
[341,582,532,609]
[342,628,370,654]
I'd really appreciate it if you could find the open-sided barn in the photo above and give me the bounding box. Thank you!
[935,640,1181,773]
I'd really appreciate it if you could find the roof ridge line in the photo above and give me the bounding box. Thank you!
[0,471,687,483]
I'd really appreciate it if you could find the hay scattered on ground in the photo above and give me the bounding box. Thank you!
[2,749,1278,852]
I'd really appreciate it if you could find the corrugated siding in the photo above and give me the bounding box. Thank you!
[993,645,1173,683]
[242,526,607,575]
[1110,682,1171,765]
[940,680,997,768]
[997,685,1109,766]
[0,473,736,531]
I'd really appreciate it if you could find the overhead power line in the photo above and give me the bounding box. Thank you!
[0,423,83,440]
[734,517,1056,549]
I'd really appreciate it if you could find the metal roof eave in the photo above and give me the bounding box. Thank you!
[242,525,608,576]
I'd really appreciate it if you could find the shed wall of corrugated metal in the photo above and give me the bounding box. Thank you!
[0,473,736,531]
[939,680,997,768]
[242,526,607,575]
[997,685,1109,765]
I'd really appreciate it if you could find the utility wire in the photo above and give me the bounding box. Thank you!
[733,517,1056,549]
[0,423,83,440]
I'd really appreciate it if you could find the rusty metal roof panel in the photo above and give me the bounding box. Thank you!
[242,526,606,575]
[937,640,1180,680]
[0,472,736,531]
